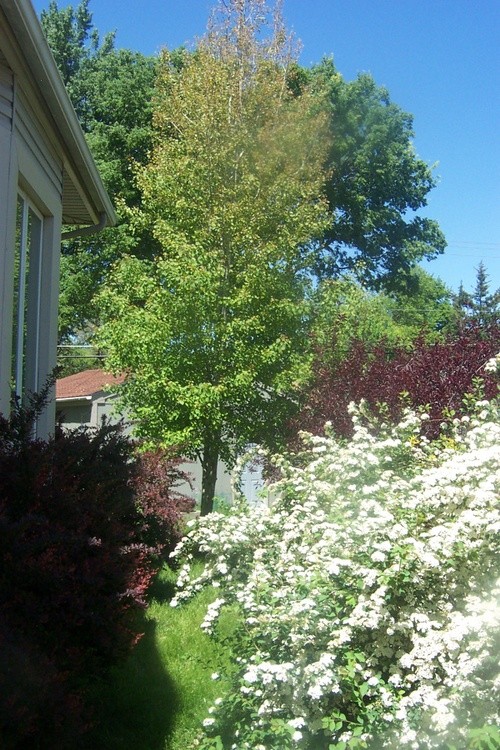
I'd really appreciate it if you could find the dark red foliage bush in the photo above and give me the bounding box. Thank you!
[292,324,500,443]
[132,449,194,559]
[0,387,191,748]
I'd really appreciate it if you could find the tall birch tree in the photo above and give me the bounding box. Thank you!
[98,0,331,513]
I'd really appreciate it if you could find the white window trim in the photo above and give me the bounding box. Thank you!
[12,190,44,401]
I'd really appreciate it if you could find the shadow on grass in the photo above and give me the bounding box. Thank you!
[86,615,178,750]
[148,571,178,603]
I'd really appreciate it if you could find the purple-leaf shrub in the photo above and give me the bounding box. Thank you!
[293,324,500,443]
[132,448,194,558]
[0,388,191,747]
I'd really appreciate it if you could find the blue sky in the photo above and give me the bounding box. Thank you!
[35,0,500,294]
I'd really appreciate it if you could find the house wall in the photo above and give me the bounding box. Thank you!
[56,400,93,430]
[56,393,126,432]
[174,458,265,507]
[0,31,62,436]
[92,395,129,431]
[0,55,17,416]
[1,0,115,438]
[177,458,234,506]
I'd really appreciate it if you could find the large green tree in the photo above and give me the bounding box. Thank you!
[99,0,331,514]
[309,58,446,290]
[41,0,114,93]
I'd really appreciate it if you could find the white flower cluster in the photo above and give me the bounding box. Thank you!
[484,352,500,374]
[171,394,500,749]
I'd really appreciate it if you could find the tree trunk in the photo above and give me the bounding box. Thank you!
[200,437,219,516]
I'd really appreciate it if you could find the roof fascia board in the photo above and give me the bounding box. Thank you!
[1,0,116,227]
[56,395,93,402]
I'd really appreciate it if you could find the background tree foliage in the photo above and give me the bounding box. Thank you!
[312,267,456,370]
[99,0,331,514]
[42,0,446,344]
[289,322,500,446]
[386,266,457,335]
[40,0,452,513]
[310,58,447,290]
[41,0,158,342]
[41,0,114,92]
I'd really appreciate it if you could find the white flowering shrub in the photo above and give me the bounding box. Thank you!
[171,367,500,749]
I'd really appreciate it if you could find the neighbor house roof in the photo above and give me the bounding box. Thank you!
[56,369,125,401]
[0,0,117,227]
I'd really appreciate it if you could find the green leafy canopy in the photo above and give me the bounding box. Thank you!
[98,0,331,512]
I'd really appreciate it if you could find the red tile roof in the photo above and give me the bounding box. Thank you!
[56,369,125,400]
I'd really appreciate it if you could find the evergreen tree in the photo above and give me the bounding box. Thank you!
[471,261,500,326]
[454,262,499,328]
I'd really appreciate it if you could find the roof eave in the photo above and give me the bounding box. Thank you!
[56,395,93,402]
[2,0,117,228]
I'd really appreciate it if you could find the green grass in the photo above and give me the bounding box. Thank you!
[86,563,236,750]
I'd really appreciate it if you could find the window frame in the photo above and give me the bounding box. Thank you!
[12,189,44,402]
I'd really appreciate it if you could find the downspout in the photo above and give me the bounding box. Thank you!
[60,212,108,240]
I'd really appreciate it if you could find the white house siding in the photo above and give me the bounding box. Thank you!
[15,86,65,205]
[0,16,63,434]
[0,56,16,416]
[0,54,13,127]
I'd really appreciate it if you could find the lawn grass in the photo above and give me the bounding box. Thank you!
[86,563,236,750]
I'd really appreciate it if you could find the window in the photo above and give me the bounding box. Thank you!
[11,192,43,402]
